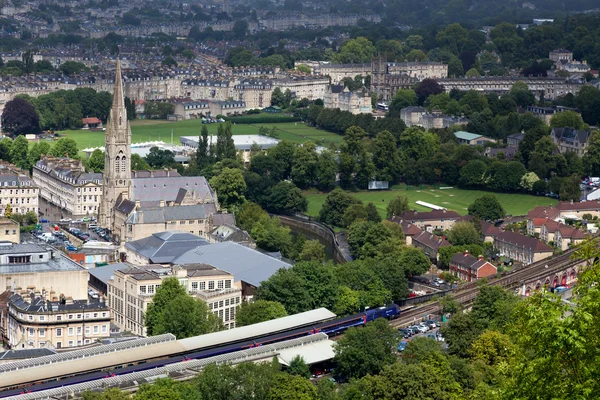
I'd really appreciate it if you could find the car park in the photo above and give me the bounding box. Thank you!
[416,324,429,333]
[407,325,420,335]
[398,328,412,338]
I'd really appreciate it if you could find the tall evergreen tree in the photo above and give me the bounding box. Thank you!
[215,122,237,161]
[196,125,211,169]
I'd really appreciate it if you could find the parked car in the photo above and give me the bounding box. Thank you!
[65,245,78,252]
[40,219,49,223]
[397,340,408,352]
[407,326,420,335]
[424,320,437,329]
[60,218,72,222]
[398,328,412,338]
[416,324,429,333]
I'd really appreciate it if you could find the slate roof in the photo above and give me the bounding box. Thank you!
[124,231,209,264]
[450,252,492,272]
[551,127,591,145]
[413,232,451,251]
[173,242,291,287]
[398,209,461,221]
[0,348,57,360]
[88,262,130,285]
[387,216,423,236]
[454,131,483,141]
[495,231,552,252]
[9,293,109,313]
[456,215,502,237]
[125,204,219,224]
[130,176,213,205]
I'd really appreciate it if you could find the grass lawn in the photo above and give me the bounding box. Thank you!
[305,186,559,218]
[57,120,343,149]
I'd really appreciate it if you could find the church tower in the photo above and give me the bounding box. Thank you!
[99,60,131,232]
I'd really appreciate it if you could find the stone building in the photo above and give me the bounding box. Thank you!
[526,105,580,125]
[372,56,445,101]
[98,62,228,246]
[0,218,19,243]
[107,263,241,335]
[493,231,552,265]
[33,157,102,218]
[6,293,111,349]
[549,49,573,63]
[550,127,591,156]
[0,163,39,217]
[323,85,372,114]
[437,77,582,100]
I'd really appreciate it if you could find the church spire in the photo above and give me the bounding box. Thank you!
[112,60,125,111]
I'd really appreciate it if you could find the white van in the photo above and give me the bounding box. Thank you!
[88,224,98,229]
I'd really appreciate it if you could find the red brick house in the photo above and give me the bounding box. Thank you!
[396,209,461,231]
[449,251,497,282]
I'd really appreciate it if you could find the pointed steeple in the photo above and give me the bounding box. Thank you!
[112,60,125,111]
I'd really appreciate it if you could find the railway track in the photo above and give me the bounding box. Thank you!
[391,245,586,328]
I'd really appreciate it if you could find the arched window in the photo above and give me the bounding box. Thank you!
[115,156,121,173]
[121,156,127,172]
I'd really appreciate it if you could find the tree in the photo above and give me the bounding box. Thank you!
[145,277,187,336]
[466,67,480,77]
[315,150,337,191]
[237,202,269,233]
[82,388,130,400]
[154,295,222,338]
[291,142,318,188]
[386,196,409,218]
[28,141,51,167]
[388,89,418,117]
[1,97,40,135]
[318,188,361,226]
[333,37,376,64]
[86,149,105,172]
[459,160,487,187]
[286,356,311,378]
[21,50,34,74]
[131,153,150,170]
[215,122,236,161]
[469,330,514,366]
[397,127,440,161]
[550,110,586,129]
[299,240,325,262]
[342,203,368,228]
[559,174,581,201]
[583,131,600,176]
[415,79,444,105]
[9,136,30,170]
[447,221,481,245]
[49,138,79,158]
[371,130,400,182]
[467,195,505,221]
[161,56,177,67]
[365,203,381,223]
[134,379,182,400]
[210,168,246,211]
[265,181,307,214]
[195,124,212,169]
[268,373,317,400]
[236,300,288,327]
[4,203,11,218]
[509,81,535,108]
[59,61,88,75]
[144,147,175,168]
[251,215,292,253]
[398,247,431,277]
[520,171,540,192]
[333,318,399,381]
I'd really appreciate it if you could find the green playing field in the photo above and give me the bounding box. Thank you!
[58,119,343,149]
[305,186,559,218]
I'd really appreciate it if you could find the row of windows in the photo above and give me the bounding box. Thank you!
[27,324,107,337]
[209,296,240,310]
[191,279,232,291]
[0,197,36,204]
[0,187,36,192]
[21,311,108,322]
[77,187,100,193]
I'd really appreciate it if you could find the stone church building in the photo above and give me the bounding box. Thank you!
[98,61,234,247]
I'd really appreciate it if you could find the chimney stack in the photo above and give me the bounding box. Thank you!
[464,250,470,257]
[478,255,484,261]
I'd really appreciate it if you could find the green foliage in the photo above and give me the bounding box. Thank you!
[131,153,150,170]
[58,60,88,75]
[10,136,30,170]
[265,181,308,214]
[386,195,409,218]
[333,37,376,64]
[299,239,325,262]
[447,221,481,246]
[235,300,287,327]
[210,167,246,211]
[468,195,506,221]
[251,215,292,253]
[333,318,399,381]
[286,356,311,379]
[86,149,105,172]
[549,110,586,130]
[583,131,600,176]
[1,97,40,135]
[318,188,362,227]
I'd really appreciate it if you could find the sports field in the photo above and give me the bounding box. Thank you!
[58,119,343,149]
[305,186,559,218]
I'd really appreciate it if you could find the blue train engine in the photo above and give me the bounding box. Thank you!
[364,304,400,322]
